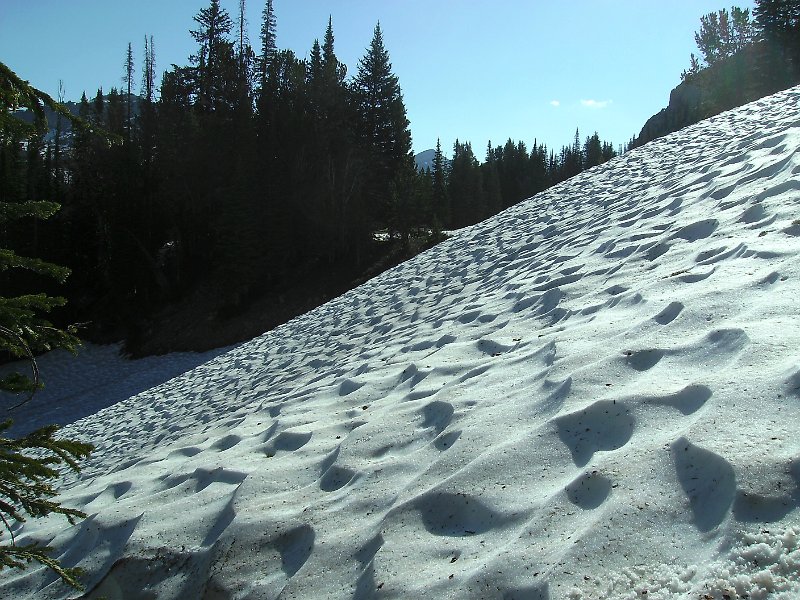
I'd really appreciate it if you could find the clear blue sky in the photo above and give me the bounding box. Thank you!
[1,0,754,156]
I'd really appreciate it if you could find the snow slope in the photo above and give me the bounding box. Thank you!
[3,87,800,600]
[1,343,232,438]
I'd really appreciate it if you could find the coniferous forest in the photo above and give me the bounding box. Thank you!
[3,0,797,355]
[1,0,620,355]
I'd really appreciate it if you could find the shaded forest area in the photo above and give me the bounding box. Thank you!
[1,0,619,356]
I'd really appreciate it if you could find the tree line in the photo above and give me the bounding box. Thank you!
[427,130,617,231]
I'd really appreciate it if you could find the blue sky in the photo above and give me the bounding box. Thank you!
[1,0,754,156]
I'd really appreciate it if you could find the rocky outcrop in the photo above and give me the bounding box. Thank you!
[634,82,705,148]
[632,41,799,149]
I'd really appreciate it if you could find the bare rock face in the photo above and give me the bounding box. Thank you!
[635,82,704,148]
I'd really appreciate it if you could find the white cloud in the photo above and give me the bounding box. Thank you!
[550,100,560,107]
[581,99,612,109]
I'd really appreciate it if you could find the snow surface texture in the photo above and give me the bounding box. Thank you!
[0,343,232,437]
[3,87,800,600]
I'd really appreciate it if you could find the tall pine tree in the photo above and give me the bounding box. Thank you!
[352,22,412,231]
[431,138,450,227]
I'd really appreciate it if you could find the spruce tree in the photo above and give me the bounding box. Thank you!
[259,0,277,83]
[583,132,603,169]
[322,16,347,83]
[352,22,412,230]
[754,0,800,40]
[123,41,135,142]
[307,39,324,112]
[431,138,450,227]
[142,35,156,104]
[447,140,484,227]
[754,0,800,67]
[481,141,502,217]
[190,0,234,112]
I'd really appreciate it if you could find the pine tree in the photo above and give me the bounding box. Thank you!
[322,16,347,83]
[583,132,603,169]
[387,156,418,249]
[682,53,703,81]
[754,0,800,66]
[237,0,249,60]
[352,22,412,229]
[142,35,156,104]
[431,138,450,227]
[313,17,363,263]
[141,35,157,168]
[190,0,234,112]
[123,42,135,142]
[448,140,484,227]
[754,0,800,39]
[529,140,550,194]
[731,7,756,50]
[481,141,502,217]
[307,39,324,113]
[0,59,94,592]
[93,87,104,119]
[693,7,755,69]
[259,0,277,83]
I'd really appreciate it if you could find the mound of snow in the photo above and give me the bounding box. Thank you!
[4,86,800,600]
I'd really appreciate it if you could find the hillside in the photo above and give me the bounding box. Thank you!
[3,86,800,599]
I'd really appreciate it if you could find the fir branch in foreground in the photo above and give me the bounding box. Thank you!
[0,420,93,590]
[1,542,86,590]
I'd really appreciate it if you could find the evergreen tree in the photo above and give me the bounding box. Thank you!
[572,128,583,172]
[123,41,135,142]
[387,156,418,249]
[529,140,550,194]
[731,7,756,49]
[352,22,412,230]
[694,8,755,66]
[431,138,450,227]
[307,39,324,113]
[754,0,800,40]
[259,0,277,83]
[92,87,104,119]
[448,140,484,227]
[754,0,800,70]
[0,59,94,592]
[583,132,603,169]
[682,52,703,81]
[106,87,124,135]
[237,0,249,60]
[142,35,156,104]
[481,142,502,217]
[495,138,532,207]
[601,141,617,162]
[52,82,65,206]
[322,16,347,83]
[301,18,363,264]
[140,35,157,169]
[190,0,235,112]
